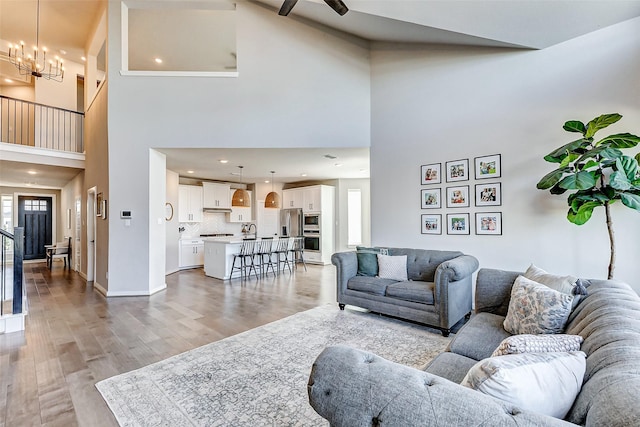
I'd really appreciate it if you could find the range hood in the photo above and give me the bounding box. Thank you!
[202,207,232,213]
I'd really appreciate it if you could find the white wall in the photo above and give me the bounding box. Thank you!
[370,17,640,291]
[35,59,84,111]
[103,1,371,293]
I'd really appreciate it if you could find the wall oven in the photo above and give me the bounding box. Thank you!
[303,213,320,229]
[303,234,320,252]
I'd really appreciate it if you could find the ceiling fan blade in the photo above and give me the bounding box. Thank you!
[324,0,349,15]
[279,0,299,16]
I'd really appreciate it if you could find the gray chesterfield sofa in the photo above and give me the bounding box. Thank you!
[309,268,640,426]
[332,248,479,336]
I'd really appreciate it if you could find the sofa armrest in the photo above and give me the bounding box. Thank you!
[475,268,522,316]
[332,252,358,297]
[308,345,574,427]
[434,255,479,329]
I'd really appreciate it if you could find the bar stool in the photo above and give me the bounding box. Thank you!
[275,237,294,274]
[231,239,257,280]
[254,238,276,277]
[291,236,307,271]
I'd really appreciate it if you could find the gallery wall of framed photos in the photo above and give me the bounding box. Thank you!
[420,154,502,236]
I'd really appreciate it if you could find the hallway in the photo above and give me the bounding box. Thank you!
[0,262,336,426]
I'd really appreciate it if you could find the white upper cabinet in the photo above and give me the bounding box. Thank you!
[203,182,230,209]
[227,191,252,223]
[178,185,203,222]
[283,188,304,209]
[303,186,322,212]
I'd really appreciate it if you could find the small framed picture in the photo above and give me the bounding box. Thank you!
[421,163,442,185]
[446,185,470,208]
[446,159,469,182]
[421,188,441,209]
[421,214,442,235]
[475,182,502,206]
[446,213,470,235]
[475,154,502,179]
[476,212,502,235]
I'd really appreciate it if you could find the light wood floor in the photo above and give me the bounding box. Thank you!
[0,261,337,427]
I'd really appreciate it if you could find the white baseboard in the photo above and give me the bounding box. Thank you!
[165,268,180,275]
[0,313,26,333]
[79,271,88,281]
[94,282,108,297]
[101,283,167,297]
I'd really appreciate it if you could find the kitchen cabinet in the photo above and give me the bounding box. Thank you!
[303,186,322,212]
[227,191,252,223]
[203,182,230,209]
[178,185,203,222]
[179,239,204,268]
[283,188,303,209]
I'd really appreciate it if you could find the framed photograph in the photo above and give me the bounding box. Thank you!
[421,188,441,209]
[475,154,502,179]
[446,213,470,235]
[446,185,470,208]
[475,182,502,207]
[96,192,103,217]
[476,212,502,235]
[421,163,442,185]
[445,159,469,182]
[421,214,442,235]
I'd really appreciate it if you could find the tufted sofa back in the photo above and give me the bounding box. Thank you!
[387,248,463,282]
[563,280,640,426]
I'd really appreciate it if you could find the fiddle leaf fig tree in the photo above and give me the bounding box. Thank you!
[536,113,640,279]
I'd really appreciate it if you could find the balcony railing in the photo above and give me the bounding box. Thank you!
[0,94,84,153]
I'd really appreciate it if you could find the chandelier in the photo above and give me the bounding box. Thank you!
[7,0,64,82]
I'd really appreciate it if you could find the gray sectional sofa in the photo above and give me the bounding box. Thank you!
[332,248,479,336]
[309,268,640,426]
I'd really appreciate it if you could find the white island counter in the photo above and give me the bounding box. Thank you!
[203,237,245,280]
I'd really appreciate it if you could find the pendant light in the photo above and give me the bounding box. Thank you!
[265,171,281,208]
[232,166,251,207]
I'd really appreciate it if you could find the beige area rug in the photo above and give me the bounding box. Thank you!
[96,304,450,426]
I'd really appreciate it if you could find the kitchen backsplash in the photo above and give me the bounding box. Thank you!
[179,212,244,237]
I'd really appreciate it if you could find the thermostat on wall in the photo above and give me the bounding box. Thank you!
[121,211,132,219]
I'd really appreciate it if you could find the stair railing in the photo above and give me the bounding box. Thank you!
[0,227,24,316]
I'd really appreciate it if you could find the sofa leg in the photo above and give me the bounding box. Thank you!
[338,303,345,310]
[441,329,450,337]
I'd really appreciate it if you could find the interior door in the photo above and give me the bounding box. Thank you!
[18,196,53,260]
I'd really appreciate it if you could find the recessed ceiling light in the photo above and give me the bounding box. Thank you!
[265,180,270,183]
[28,170,37,175]
[81,56,86,61]
[154,58,163,64]
[334,163,343,167]
[219,159,228,164]
[324,154,337,159]
[4,78,13,83]
[59,49,67,55]
[187,170,194,174]
[230,172,240,176]
[300,173,307,177]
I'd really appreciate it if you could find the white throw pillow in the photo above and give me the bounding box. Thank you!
[461,351,587,419]
[376,254,408,281]
[492,334,584,357]
[503,276,573,335]
[524,264,584,308]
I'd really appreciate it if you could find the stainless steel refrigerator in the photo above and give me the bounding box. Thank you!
[280,208,303,237]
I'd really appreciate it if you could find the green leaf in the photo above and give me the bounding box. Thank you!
[550,184,567,195]
[563,120,586,134]
[609,171,632,191]
[620,193,640,212]
[599,147,624,159]
[559,153,580,168]
[595,133,640,149]
[602,186,616,199]
[558,171,597,190]
[567,201,600,225]
[537,168,568,190]
[636,153,640,164]
[575,146,622,164]
[582,160,600,170]
[544,138,589,163]
[616,156,639,180]
[585,113,622,138]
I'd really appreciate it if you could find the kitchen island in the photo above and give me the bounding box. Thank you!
[204,237,279,280]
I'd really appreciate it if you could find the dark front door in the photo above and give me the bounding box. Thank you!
[18,196,53,260]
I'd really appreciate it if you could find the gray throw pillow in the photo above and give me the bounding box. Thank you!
[503,275,574,335]
[356,246,388,276]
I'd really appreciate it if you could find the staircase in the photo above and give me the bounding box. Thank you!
[0,227,26,334]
